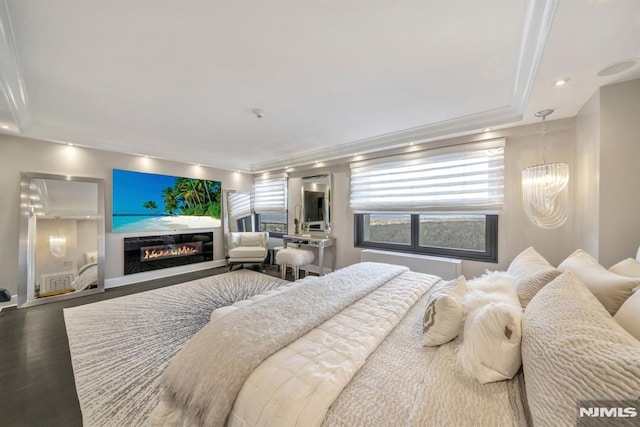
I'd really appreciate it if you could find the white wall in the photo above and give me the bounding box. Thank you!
[285,118,577,279]
[0,135,253,295]
[574,89,601,257]
[598,78,640,266]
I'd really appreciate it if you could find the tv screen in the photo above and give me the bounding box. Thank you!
[112,169,222,233]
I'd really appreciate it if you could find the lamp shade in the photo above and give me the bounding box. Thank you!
[522,162,569,229]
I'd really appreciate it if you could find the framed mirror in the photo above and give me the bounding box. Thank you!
[301,174,331,232]
[17,172,105,308]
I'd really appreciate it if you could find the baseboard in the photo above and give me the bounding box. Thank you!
[105,259,227,289]
[0,294,18,312]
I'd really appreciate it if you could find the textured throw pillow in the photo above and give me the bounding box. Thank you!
[522,272,640,427]
[614,290,640,341]
[515,268,562,309]
[559,249,640,315]
[239,233,263,247]
[507,247,554,279]
[423,276,467,347]
[455,271,522,384]
[609,257,640,279]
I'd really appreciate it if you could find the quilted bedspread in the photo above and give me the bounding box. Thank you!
[150,262,528,426]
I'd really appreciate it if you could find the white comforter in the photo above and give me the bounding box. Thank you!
[228,269,435,426]
[151,263,527,427]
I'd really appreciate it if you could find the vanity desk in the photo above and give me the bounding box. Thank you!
[283,235,336,276]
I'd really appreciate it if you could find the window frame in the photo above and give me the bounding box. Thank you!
[354,213,498,262]
[254,212,288,238]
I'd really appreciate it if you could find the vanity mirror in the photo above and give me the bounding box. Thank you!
[17,172,105,307]
[301,174,332,232]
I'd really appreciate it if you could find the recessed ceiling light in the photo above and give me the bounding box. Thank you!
[483,128,491,132]
[597,59,639,77]
[67,143,74,146]
[1,125,10,129]
[553,78,570,87]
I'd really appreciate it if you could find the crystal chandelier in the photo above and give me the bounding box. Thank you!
[49,217,67,257]
[521,109,569,229]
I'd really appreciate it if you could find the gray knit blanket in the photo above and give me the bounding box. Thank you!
[149,262,409,426]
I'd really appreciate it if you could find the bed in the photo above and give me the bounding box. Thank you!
[147,254,640,427]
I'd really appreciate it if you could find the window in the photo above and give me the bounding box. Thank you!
[255,213,287,235]
[355,214,498,262]
[351,139,503,262]
[254,173,288,237]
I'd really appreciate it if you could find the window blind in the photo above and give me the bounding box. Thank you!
[227,191,252,221]
[350,139,504,213]
[253,173,288,214]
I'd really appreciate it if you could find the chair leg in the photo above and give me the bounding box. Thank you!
[294,266,299,281]
[281,264,287,280]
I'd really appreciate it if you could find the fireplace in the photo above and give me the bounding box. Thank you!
[124,232,213,275]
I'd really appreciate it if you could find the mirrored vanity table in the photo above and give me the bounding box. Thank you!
[283,235,336,276]
[285,173,335,275]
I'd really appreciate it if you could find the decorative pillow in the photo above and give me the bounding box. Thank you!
[558,249,640,315]
[239,233,263,247]
[422,276,467,347]
[515,268,562,309]
[507,247,554,279]
[609,257,640,279]
[522,272,640,427]
[614,290,640,341]
[455,271,522,384]
[84,250,98,265]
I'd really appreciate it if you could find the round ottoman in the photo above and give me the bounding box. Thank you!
[275,247,315,280]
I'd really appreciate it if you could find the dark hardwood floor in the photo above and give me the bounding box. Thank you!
[0,265,286,427]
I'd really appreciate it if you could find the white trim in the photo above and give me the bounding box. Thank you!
[104,259,226,289]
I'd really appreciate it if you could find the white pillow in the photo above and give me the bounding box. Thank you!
[515,268,562,309]
[84,250,98,265]
[559,249,640,315]
[455,271,522,384]
[522,272,640,427]
[614,290,640,341]
[609,257,640,279]
[507,247,554,279]
[422,276,467,347]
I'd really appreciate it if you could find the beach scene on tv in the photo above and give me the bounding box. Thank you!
[112,169,222,232]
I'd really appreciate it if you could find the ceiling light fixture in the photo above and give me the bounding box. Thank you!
[252,108,265,118]
[483,128,491,132]
[521,109,569,229]
[553,78,570,87]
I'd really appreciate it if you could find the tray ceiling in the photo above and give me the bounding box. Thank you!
[0,0,639,172]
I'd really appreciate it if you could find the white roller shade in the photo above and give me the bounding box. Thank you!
[228,192,252,220]
[254,174,288,214]
[350,139,504,213]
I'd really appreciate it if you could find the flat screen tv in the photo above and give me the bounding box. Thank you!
[112,169,222,233]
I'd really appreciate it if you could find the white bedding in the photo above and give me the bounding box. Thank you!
[229,270,435,426]
[152,263,527,427]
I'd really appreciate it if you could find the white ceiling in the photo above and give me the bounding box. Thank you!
[1,0,639,172]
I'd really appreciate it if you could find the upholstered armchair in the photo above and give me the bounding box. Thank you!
[227,232,269,271]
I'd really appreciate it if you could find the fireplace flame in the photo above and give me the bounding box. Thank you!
[143,245,200,260]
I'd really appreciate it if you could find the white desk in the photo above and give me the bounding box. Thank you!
[283,235,336,276]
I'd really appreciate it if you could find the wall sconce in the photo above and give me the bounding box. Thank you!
[49,217,66,257]
[522,109,569,229]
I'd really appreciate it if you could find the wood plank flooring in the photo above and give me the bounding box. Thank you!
[0,266,285,427]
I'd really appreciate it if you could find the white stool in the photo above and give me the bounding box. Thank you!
[276,248,315,280]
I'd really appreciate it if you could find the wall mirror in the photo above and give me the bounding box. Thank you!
[301,174,331,232]
[18,172,105,308]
